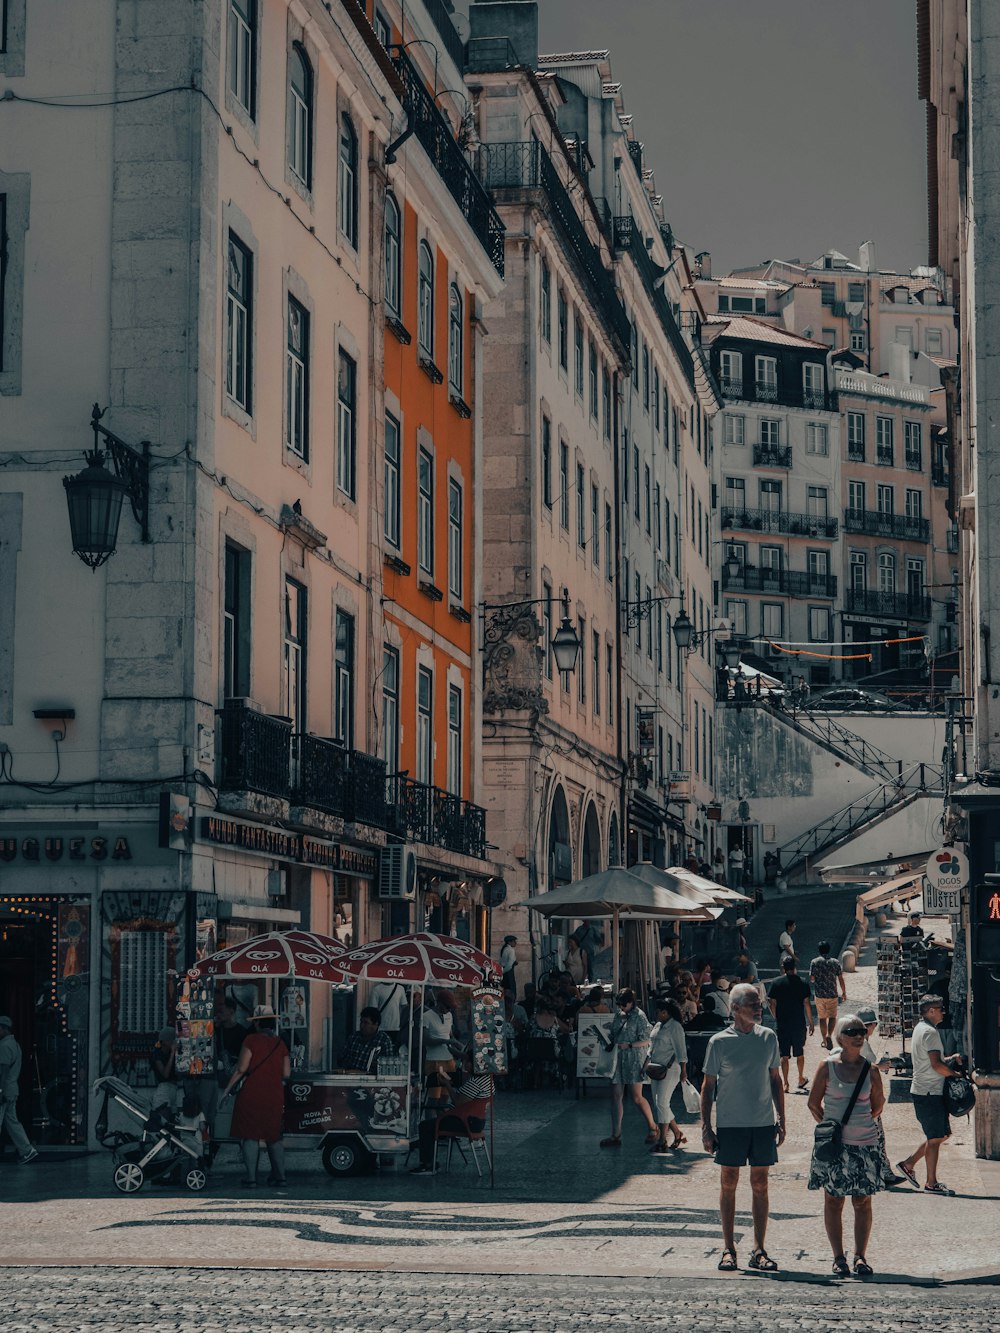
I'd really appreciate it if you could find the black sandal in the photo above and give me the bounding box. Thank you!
[747,1248,778,1272]
[832,1254,850,1277]
[717,1248,738,1271]
[853,1256,873,1277]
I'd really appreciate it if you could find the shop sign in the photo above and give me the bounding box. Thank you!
[200,816,377,878]
[0,833,133,863]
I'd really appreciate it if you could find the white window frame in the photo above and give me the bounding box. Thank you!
[336,348,356,499]
[418,447,434,576]
[448,477,463,601]
[338,114,358,245]
[723,414,745,446]
[225,232,252,412]
[384,411,401,547]
[448,283,463,395]
[416,666,433,787]
[805,423,828,455]
[384,193,401,317]
[288,45,312,188]
[228,0,255,117]
[418,241,435,357]
[286,296,308,458]
[447,684,462,796]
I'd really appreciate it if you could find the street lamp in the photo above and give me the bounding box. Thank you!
[671,608,694,650]
[723,550,742,582]
[62,404,150,570]
[481,590,581,713]
[720,640,742,670]
[550,601,582,675]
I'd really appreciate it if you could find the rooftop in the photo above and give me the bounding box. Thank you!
[703,314,829,350]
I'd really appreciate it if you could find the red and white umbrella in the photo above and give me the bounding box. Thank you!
[329,932,502,988]
[188,929,346,983]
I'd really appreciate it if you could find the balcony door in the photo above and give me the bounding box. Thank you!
[416,666,433,789]
[878,553,896,595]
[759,479,782,515]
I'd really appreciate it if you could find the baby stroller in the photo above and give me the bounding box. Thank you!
[93,1076,208,1194]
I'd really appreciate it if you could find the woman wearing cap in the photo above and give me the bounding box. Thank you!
[222,1005,291,1187]
[806,1011,887,1277]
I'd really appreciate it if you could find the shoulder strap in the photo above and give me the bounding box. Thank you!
[376,983,400,1015]
[837,1059,870,1126]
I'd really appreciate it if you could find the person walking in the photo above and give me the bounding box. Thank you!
[499,936,518,998]
[809,940,847,1049]
[600,989,658,1148]
[806,1012,886,1277]
[221,1004,291,1188]
[767,957,813,1093]
[648,997,688,1153]
[0,1016,39,1164]
[896,994,964,1195]
[700,983,785,1273]
[777,919,797,966]
[728,844,745,887]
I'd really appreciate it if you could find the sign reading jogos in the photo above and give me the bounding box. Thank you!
[924,846,969,916]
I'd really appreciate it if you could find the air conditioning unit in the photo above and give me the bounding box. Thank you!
[378,844,417,900]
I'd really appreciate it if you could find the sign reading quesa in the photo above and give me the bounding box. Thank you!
[0,834,133,863]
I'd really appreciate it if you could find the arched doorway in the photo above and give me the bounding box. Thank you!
[608,811,621,868]
[547,785,571,889]
[581,802,601,878]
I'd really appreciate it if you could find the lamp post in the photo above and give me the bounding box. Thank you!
[62,404,150,570]
[481,590,581,713]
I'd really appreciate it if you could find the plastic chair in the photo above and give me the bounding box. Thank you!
[431,1097,492,1175]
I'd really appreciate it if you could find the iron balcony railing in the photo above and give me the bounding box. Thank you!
[717,374,834,412]
[295,735,391,829]
[876,445,894,465]
[422,0,465,70]
[477,141,630,351]
[753,442,792,468]
[612,215,695,385]
[905,451,923,471]
[390,47,504,278]
[847,443,865,461]
[721,506,839,539]
[843,508,930,542]
[845,589,932,620]
[465,35,519,72]
[217,700,292,799]
[722,565,838,597]
[390,774,487,859]
[932,464,949,487]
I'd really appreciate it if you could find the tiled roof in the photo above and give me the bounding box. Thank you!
[703,315,829,349]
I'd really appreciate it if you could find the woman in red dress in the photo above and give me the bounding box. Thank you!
[222,1004,291,1187]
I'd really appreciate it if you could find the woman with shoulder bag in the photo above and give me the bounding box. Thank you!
[222,1005,291,1188]
[600,989,658,1148]
[647,997,689,1153]
[806,1012,886,1277]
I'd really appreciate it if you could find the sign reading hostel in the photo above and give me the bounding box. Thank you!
[924,846,970,916]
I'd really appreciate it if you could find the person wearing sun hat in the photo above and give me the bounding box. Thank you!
[222,1003,291,1187]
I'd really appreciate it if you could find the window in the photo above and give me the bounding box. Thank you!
[654,483,661,550]
[418,242,435,357]
[576,462,586,547]
[760,479,782,513]
[653,368,661,430]
[850,551,867,591]
[847,411,865,458]
[848,479,866,512]
[876,483,894,515]
[726,599,748,636]
[809,606,832,641]
[592,631,601,716]
[819,281,835,307]
[894,325,914,348]
[642,343,650,411]
[602,366,612,439]
[540,258,551,342]
[720,349,742,390]
[755,355,777,394]
[802,362,825,401]
[725,475,746,508]
[574,314,584,395]
[656,602,664,674]
[286,296,308,458]
[759,418,780,446]
[632,444,640,522]
[761,602,783,638]
[904,421,922,470]
[338,115,358,244]
[605,502,613,581]
[447,685,462,796]
[418,448,434,575]
[228,0,256,117]
[723,415,745,446]
[541,584,553,679]
[559,442,569,530]
[925,327,943,355]
[381,645,399,775]
[416,666,433,786]
[223,541,251,699]
[589,341,599,418]
[384,194,401,317]
[336,349,356,499]
[805,423,828,455]
[283,579,307,733]
[848,281,865,302]
[448,478,463,600]
[806,486,828,520]
[577,617,586,705]
[541,416,553,510]
[225,233,252,412]
[807,548,829,578]
[622,436,629,507]
[876,416,894,463]
[372,8,391,46]
[644,464,652,535]
[850,331,866,352]
[591,483,600,565]
[905,488,923,520]
[558,289,568,370]
[631,320,639,388]
[334,610,354,747]
[878,552,896,594]
[288,45,313,189]
[906,557,925,599]
[384,412,401,548]
[606,642,614,721]
[448,284,463,394]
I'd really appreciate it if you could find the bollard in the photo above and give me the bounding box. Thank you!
[841,948,856,973]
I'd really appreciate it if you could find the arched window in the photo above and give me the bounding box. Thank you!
[384,194,401,317]
[288,44,312,188]
[418,240,434,357]
[339,114,358,246]
[878,552,896,594]
[448,284,463,393]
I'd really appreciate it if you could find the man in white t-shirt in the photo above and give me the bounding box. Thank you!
[777,919,796,965]
[896,994,964,1195]
[370,981,405,1049]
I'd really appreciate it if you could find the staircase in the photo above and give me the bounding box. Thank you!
[777,762,944,878]
[763,700,900,783]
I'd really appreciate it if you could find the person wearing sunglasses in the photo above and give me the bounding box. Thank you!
[896,993,964,1195]
[599,989,658,1148]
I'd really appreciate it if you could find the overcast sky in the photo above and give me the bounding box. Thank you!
[465,0,928,276]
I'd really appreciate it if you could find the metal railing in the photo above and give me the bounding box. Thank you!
[905,452,923,471]
[217,701,292,799]
[722,565,837,597]
[390,774,487,859]
[932,464,949,488]
[716,373,833,411]
[753,443,792,468]
[296,735,391,828]
[465,35,519,72]
[477,141,629,350]
[843,508,930,542]
[422,0,465,70]
[847,443,865,461]
[845,589,932,620]
[391,47,504,278]
[721,506,839,539]
[876,445,894,465]
[766,703,901,783]
[613,215,695,384]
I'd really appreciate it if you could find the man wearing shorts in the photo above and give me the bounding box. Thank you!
[809,940,846,1049]
[701,983,785,1273]
[767,957,813,1093]
[896,994,964,1195]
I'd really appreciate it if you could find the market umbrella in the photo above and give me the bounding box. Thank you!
[187,929,347,983]
[666,866,753,905]
[329,932,502,989]
[627,863,726,918]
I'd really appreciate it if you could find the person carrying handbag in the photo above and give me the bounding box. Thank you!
[806,1012,886,1277]
[647,997,689,1153]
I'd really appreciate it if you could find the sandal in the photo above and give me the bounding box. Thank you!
[747,1248,778,1272]
[668,1132,687,1149]
[832,1254,850,1277]
[853,1256,873,1277]
[599,1136,622,1148]
[645,1130,660,1144]
[717,1248,738,1271]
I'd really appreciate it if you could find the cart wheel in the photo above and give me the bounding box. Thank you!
[185,1166,208,1192]
[113,1161,144,1193]
[321,1137,373,1177]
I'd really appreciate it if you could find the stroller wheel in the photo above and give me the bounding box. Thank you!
[185,1167,207,1192]
[113,1161,144,1193]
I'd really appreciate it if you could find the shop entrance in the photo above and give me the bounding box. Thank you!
[0,897,91,1146]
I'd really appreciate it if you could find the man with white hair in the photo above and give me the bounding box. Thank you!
[700,983,784,1273]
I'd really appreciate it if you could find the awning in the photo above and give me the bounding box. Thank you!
[217,901,302,924]
[855,870,922,916]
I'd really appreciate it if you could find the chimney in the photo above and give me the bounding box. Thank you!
[858,240,876,272]
[888,341,910,383]
[469,1,539,70]
[695,251,711,279]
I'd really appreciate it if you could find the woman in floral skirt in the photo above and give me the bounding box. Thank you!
[600,988,658,1148]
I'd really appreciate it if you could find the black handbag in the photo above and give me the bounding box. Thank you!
[813,1060,870,1164]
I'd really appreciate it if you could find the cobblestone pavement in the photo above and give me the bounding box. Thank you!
[2,1267,999,1332]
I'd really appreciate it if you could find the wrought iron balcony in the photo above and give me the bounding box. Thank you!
[721,506,839,539]
[876,445,895,466]
[845,589,932,621]
[905,451,923,472]
[722,565,837,597]
[847,443,865,461]
[715,371,832,411]
[843,508,930,542]
[612,215,695,385]
[477,141,629,351]
[390,47,504,278]
[932,464,949,487]
[753,442,792,468]
[217,700,292,800]
[422,0,465,70]
[803,389,827,409]
[720,376,744,399]
[390,774,488,859]
[295,735,390,829]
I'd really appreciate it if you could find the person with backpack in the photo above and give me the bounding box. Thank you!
[895,994,965,1196]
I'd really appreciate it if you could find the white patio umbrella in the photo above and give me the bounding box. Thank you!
[666,866,753,905]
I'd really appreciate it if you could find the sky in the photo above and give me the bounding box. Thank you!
[461,0,929,276]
